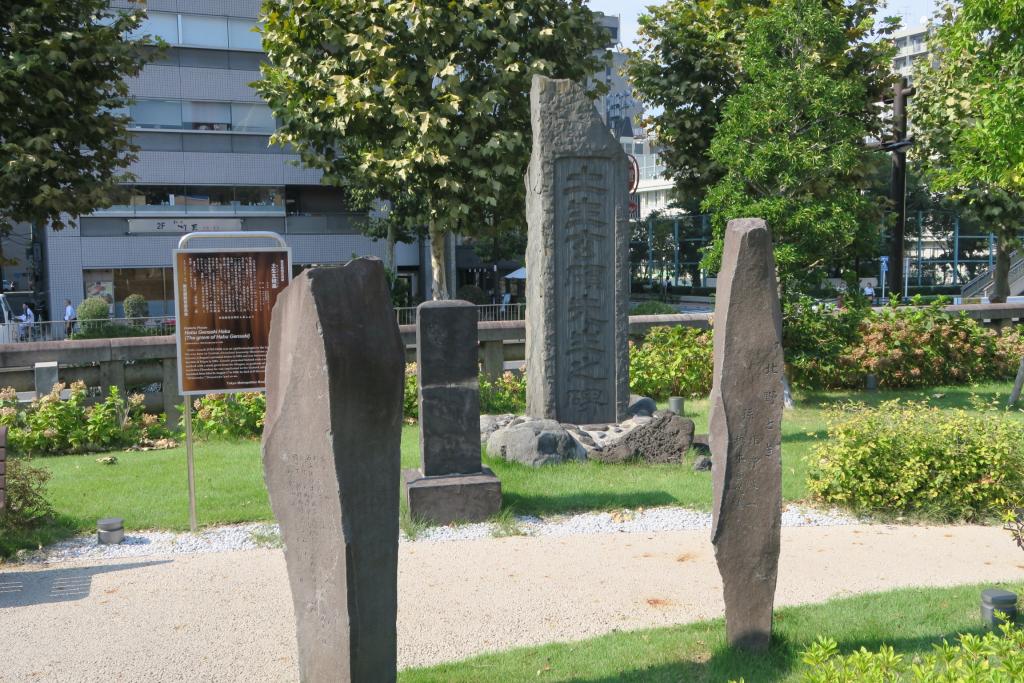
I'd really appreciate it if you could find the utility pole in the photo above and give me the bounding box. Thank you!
[889,77,914,301]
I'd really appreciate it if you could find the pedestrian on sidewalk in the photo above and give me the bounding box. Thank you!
[64,299,77,338]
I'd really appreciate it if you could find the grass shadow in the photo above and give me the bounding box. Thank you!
[799,384,1011,412]
[564,626,994,683]
[501,490,679,517]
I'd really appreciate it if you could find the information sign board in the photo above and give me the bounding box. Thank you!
[173,246,291,395]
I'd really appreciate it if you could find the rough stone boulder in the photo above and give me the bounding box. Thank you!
[486,417,586,467]
[584,411,695,464]
[480,414,516,445]
[626,395,657,418]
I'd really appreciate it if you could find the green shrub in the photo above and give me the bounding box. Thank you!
[76,296,110,321]
[402,364,526,419]
[0,457,53,532]
[0,383,169,456]
[71,322,165,340]
[123,293,149,319]
[631,301,678,315]
[629,326,713,400]
[800,622,1024,682]
[784,296,867,389]
[806,400,1024,521]
[455,284,488,306]
[404,364,418,419]
[190,392,265,439]
[480,372,526,414]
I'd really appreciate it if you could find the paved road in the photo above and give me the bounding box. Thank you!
[2,523,1022,681]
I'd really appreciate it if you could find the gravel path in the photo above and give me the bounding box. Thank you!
[10,504,859,564]
[2,523,1021,681]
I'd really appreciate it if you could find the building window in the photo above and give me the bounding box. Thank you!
[130,99,182,129]
[130,100,275,133]
[231,103,276,132]
[181,15,229,47]
[235,186,284,210]
[182,101,232,131]
[83,268,175,317]
[228,18,262,50]
[94,185,286,215]
[130,12,262,51]
[131,11,179,44]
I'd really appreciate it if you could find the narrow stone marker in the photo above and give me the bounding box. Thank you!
[709,218,784,651]
[403,300,501,524]
[262,259,404,683]
[525,74,630,425]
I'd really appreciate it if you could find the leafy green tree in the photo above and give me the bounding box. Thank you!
[699,0,895,290]
[627,0,769,203]
[627,0,895,219]
[257,0,607,299]
[912,0,1024,301]
[0,0,150,231]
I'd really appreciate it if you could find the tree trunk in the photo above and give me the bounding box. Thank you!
[384,222,396,274]
[428,219,449,300]
[992,235,1011,303]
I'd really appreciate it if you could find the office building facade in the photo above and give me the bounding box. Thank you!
[45,0,424,319]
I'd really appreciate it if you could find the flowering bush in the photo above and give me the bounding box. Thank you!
[629,326,713,399]
[846,301,1004,388]
[0,382,170,456]
[479,372,526,414]
[190,392,266,439]
[807,399,1024,521]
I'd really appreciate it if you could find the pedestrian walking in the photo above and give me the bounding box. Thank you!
[64,299,77,338]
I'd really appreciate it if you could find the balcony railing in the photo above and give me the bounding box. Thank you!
[0,317,175,343]
[395,303,525,326]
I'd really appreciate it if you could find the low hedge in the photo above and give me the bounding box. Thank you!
[806,400,1024,522]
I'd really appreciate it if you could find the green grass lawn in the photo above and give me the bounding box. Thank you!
[399,580,1024,682]
[2,381,1017,557]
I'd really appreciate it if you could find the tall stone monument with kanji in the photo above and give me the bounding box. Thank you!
[709,218,784,651]
[524,75,630,426]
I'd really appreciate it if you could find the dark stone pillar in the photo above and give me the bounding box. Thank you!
[262,259,404,682]
[710,218,784,651]
[403,300,500,524]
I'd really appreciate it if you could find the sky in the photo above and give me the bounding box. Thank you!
[586,0,942,48]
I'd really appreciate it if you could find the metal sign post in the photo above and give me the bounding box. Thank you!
[173,231,291,531]
[903,256,911,302]
[879,255,888,303]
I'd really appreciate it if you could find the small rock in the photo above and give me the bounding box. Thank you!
[486,418,585,467]
[480,413,516,444]
[626,395,657,418]
[692,456,712,471]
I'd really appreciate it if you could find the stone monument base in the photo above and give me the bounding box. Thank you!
[402,466,502,525]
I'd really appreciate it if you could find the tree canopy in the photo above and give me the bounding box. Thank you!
[698,0,895,289]
[257,0,607,298]
[912,0,1024,300]
[0,0,149,230]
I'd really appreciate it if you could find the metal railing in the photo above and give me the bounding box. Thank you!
[962,251,1024,298]
[395,303,526,326]
[0,316,175,343]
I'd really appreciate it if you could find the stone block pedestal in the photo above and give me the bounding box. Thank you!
[403,467,502,525]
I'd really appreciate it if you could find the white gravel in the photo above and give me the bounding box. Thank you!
[410,504,861,542]
[15,522,281,565]
[10,505,861,565]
